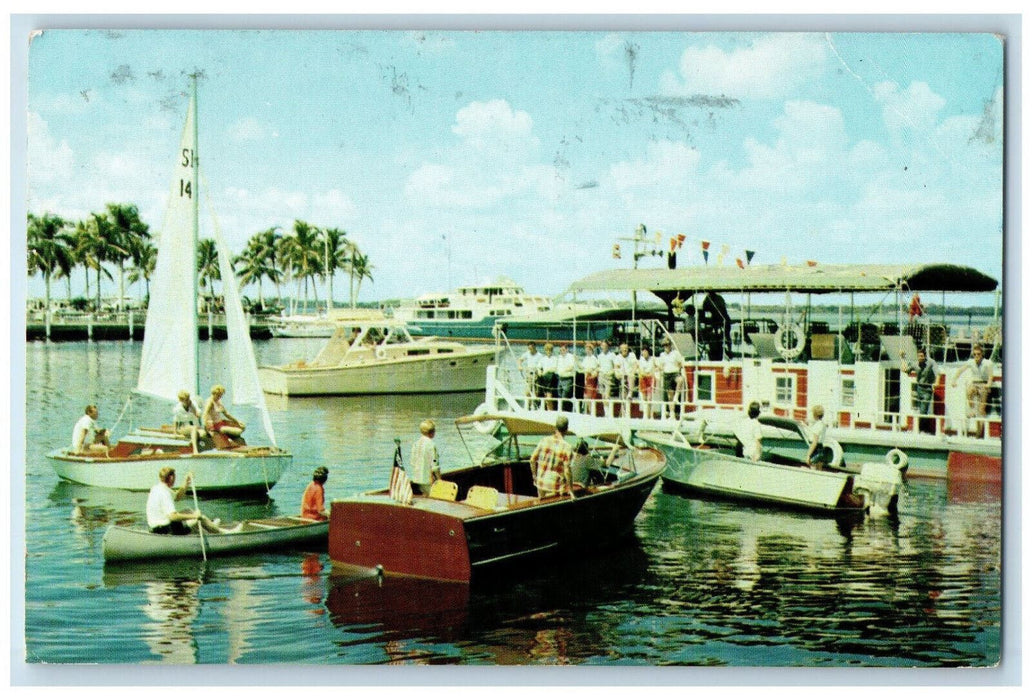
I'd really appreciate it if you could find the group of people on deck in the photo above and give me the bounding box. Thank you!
[899,342,996,437]
[518,337,686,417]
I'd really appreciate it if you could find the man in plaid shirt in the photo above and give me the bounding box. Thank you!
[530,415,575,498]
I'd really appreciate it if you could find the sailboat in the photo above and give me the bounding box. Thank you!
[48,78,291,494]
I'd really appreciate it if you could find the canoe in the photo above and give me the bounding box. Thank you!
[102,516,328,562]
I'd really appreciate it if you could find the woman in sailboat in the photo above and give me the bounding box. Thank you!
[202,384,246,446]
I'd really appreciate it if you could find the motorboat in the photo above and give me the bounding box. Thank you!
[102,516,328,562]
[638,415,903,516]
[327,414,665,582]
[258,319,496,396]
[47,77,290,494]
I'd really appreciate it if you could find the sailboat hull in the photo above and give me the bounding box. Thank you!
[48,448,289,494]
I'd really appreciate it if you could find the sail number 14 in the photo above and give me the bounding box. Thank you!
[179,147,195,198]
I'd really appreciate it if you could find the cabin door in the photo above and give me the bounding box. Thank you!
[882,367,902,423]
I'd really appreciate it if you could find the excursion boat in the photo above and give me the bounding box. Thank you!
[637,415,904,516]
[328,414,666,582]
[102,516,328,562]
[393,277,555,341]
[478,261,1002,482]
[47,77,290,494]
[258,319,496,396]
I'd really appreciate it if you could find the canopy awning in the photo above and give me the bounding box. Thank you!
[568,263,998,296]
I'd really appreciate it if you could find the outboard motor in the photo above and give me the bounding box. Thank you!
[853,460,905,516]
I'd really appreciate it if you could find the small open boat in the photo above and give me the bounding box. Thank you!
[638,415,903,515]
[102,516,328,562]
[328,414,666,582]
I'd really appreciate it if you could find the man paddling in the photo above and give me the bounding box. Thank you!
[146,467,227,535]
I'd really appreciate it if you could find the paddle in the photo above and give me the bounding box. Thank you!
[187,472,207,562]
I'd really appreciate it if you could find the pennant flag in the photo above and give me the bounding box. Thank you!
[389,443,413,505]
[807,260,818,267]
[669,237,677,252]
[736,258,745,269]
[701,240,710,264]
[677,233,686,248]
[612,243,621,259]
[745,249,755,264]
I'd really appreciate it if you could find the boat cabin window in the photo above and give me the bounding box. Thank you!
[436,348,454,354]
[407,349,431,356]
[774,375,796,406]
[695,372,715,403]
[840,378,856,407]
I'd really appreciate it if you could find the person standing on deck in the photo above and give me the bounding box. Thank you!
[734,402,764,462]
[658,338,685,418]
[597,340,616,416]
[71,404,109,455]
[952,343,994,436]
[409,419,441,495]
[529,416,575,499]
[616,343,638,403]
[301,467,329,521]
[517,342,541,408]
[637,346,656,418]
[537,343,559,410]
[805,405,830,469]
[556,344,577,412]
[579,341,600,413]
[900,348,938,418]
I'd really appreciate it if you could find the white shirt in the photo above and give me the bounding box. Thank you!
[638,355,656,377]
[659,348,684,374]
[173,400,201,427]
[538,353,558,374]
[556,352,577,378]
[809,417,828,447]
[72,414,96,451]
[579,353,599,376]
[966,358,994,383]
[146,482,178,529]
[409,435,439,486]
[597,350,615,375]
[734,417,764,462]
[519,350,540,375]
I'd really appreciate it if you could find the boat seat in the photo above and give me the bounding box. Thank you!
[429,479,458,501]
[464,485,500,511]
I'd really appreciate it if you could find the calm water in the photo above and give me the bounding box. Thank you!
[20,340,1002,667]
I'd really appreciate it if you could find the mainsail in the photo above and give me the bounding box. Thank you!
[136,81,277,445]
[137,89,199,402]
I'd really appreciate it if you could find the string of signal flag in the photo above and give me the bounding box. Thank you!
[612,225,819,269]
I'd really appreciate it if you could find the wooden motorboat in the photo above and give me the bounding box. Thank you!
[258,319,496,396]
[638,415,903,516]
[328,414,666,582]
[102,516,328,562]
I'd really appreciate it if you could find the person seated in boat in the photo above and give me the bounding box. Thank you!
[408,419,441,495]
[172,390,206,453]
[301,467,330,521]
[71,404,110,456]
[530,415,576,499]
[146,467,224,535]
[805,405,830,470]
[202,384,246,446]
[734,402,764,462]
[952,344,994,435]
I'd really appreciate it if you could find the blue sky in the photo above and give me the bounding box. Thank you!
[25,29,1004,303]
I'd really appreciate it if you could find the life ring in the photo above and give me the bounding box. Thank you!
[886,448,908,471]
[472,403,499,435]
[375,346,388,360]
[826,439,844,468]
[774,323,806,360]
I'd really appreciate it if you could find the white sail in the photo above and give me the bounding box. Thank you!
[137,90,198,402]
[212,211,278,445]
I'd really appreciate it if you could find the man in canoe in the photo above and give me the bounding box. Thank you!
[530,415,576,499]
[301,467,329,521]
[146,467,225,535]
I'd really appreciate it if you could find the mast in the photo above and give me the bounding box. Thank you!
[191,74,200,397]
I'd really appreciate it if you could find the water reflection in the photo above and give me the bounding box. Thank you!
[142,578,202,663]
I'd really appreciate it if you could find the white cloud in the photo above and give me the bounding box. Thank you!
[667,34,828,99]
[227,116,276,141]
[873,80,947,136]
[452,99,538,156]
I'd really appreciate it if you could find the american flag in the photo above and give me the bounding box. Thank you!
[389,442,413,505]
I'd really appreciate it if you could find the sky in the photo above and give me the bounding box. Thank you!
[24,28,1005,305]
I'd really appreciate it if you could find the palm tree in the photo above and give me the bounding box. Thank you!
[350,250,375,308]
[197,238,220,313]
[321,227,350,312]
[235,236,279,309]
[104,203,151,311]
[127,240,157,305]
[27,212,75,314]
[248,226,284,309]
[279,220,322,315]
[72,217,113,310]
